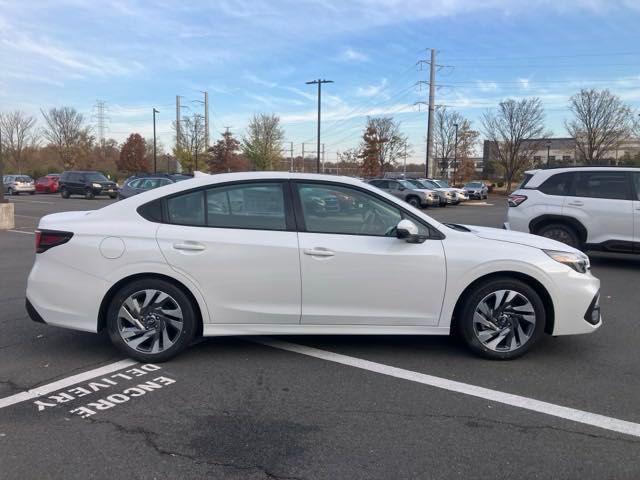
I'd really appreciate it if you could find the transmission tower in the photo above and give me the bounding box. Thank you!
[92,100,109,147]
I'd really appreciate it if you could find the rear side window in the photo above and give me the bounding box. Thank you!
[167,190,205,226]
[369,180,388,189]
[634,172,640,200]
[206,183,286,230]
[574,171,631,200]
[539,173,573,196]
[519,173,535,189]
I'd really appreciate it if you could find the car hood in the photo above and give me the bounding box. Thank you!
[461,224,579,253]
[413,188,437,194]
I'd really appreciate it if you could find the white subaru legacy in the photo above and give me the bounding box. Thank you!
[26,172,601,362]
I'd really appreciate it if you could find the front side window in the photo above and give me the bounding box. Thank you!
[574,171,630,200]
[206,183,287,230]
[298,183,424,237]
[85,172,108,182]
[634,172,640,200]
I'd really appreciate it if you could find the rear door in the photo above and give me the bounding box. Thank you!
[563,170,634,249]
[156,180,302,324]
[633,172,640,252]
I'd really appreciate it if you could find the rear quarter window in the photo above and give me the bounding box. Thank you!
[538,172,573,196]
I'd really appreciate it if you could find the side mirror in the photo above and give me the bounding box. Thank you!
[396,219,427,244]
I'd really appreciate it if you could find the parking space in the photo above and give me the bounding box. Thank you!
[1,193,639,479]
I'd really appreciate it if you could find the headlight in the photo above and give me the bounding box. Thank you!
[92,183,102,188]
[544,250,590,273]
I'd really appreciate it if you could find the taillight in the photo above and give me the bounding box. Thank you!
[508,194,527,207]
[35,229,73,253]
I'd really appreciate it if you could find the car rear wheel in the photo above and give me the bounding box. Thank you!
[29,191,35,195]
[60,187,70,199]
[456,278,545,360]
[8,188,15,195]
[84,188,95,200]
[536,223,581,249]
[106,278,198,362]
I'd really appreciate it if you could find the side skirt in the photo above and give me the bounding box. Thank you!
[202,324,450,337]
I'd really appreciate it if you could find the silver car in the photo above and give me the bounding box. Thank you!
[3,175,35,195]
[463,181,489,200]
[368,179,439,208]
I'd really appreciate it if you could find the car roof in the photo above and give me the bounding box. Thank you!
[523,166,640,188]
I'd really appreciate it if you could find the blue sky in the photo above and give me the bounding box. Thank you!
[1,0,639,163]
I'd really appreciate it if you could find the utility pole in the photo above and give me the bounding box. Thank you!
[0,124,4,204]
[403,143,407,174]
[322,143,325,173]
[416,49,442,178]
[175,95,182,152]
[306,79,333,173]
[203,91,209,149]
[153,108,159,173]
[301,143,305,173]
[290,142,294,172]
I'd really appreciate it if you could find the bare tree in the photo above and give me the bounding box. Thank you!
[242,114,284,171]
[565,89,634,165]
[482,98,548,192]
[361,116,408,174]
[0,111,37,174]
[433,107,462,178]
[40,107,93,170]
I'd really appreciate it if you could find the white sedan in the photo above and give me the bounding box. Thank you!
[26,172,601,362]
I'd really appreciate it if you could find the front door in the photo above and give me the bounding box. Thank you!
[293,181,446,326]
[156,181,301,324]
[633,172,640,252]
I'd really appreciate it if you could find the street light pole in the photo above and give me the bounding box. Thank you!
[306,79,333,173]
[153,108,159,173]
[546,140,551,168]
[0,124,4,204]
[453,123,458,185]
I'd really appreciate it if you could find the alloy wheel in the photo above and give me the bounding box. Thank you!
[117,289,184,354]
[473,289,536,352]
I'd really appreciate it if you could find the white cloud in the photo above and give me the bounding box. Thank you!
[243,73,278,88]
[518,78,531,90]
[476,80,498,92]
[339,47,369,62]
[356,78,389,98]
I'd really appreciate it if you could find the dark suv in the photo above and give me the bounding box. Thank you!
[59,171,118,199]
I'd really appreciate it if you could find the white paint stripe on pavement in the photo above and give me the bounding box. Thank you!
[8,199,54,204]
[251,337,640,438]
[7,229,34,235]
[0,359,136,409]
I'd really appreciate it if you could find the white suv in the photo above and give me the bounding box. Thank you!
[506,167,640,253]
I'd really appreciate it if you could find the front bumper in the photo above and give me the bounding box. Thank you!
[550,270,602,336]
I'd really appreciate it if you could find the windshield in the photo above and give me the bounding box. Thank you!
[434,180,449,187]
[398,180,414,189]
[15,176,32,182]
[85,172,109,182]
[421,180,439,189]
[406,179,423,188]
[465,182,481,187]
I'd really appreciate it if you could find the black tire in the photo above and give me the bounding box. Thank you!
[109,193,118,199]
[536,223,581,249]
[29,191,35,195]
[106,278,198,362]
[406,196,421,208]
[8,188,14,196]
[84,188,95,200]
[60,187,70,199]
[456,277,546,360]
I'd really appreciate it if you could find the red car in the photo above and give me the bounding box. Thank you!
[35,174,60,193]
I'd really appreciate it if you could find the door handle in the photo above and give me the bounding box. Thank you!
[568,201,584,207]
[173,242,206,252]
[303,248,335,257]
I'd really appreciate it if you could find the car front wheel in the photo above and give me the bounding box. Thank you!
[85,188,95,200]
[407,196,420,208]
[456,278,545,360]
[106,278,198,362]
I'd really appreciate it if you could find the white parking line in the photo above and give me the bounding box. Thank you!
[0,359,137,409]
[251,337,640,438]
[8,199,54,204]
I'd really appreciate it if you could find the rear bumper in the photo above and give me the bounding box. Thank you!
[13,185,35,193]
[25,298,47,324]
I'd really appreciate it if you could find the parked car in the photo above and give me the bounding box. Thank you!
[35,174,60,194]
[433,179,468,202]
[404,179,447,207]
[463,181,489,200]
[119,177,175,200]
[3,175,35,195]
[27,172,601,362]
[506,166,640,253]
[368,178,439,208]
[415,179,459,205]
[58,171,118,199]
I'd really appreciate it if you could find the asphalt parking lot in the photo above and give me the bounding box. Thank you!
[1,193,639,479]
